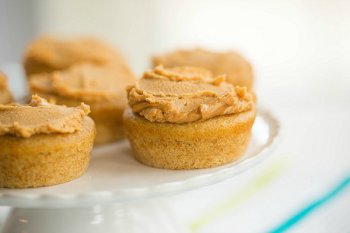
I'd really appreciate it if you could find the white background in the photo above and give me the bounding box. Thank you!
[0,0,350,232]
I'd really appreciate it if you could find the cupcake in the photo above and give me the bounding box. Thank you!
[23,36,132,77]
[0,95,95,188]
[29,64,134,144]
[153,48,253,90]
[0,72,13,104]
[123,66,255,169]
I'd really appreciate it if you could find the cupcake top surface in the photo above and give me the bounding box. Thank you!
[24,36,127,69]
[152,48,253,89]
[0,72,13,104]
[127,66,254,123]
[30,64,135,103]
[0,95,90,138]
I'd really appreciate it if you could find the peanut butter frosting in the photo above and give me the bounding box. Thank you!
[0,95,90,138]
[30,64,135,103]
[127,66,254,123]
[24,36,127,69]
[0,72,13,104]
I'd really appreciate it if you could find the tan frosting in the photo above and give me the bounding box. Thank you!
[127,66,254,123]
[0,95,90,138]
[30,64,135,103]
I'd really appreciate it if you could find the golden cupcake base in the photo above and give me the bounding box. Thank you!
[123,108,256,170]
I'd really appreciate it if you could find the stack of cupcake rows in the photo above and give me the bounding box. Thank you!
[0,36,256,188]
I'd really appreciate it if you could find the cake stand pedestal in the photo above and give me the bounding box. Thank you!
[0,109,279,233]
[2,200,187,233]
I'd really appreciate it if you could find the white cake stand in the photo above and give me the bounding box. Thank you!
[0,61,280,233]
[0,108,279,233]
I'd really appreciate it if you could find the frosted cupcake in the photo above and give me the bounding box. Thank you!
[0,95,95,188]
[123,66,255,169]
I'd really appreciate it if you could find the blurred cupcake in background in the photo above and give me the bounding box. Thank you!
[23,36,136,144]
[29,63,135,144]
[153,48,253,90]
